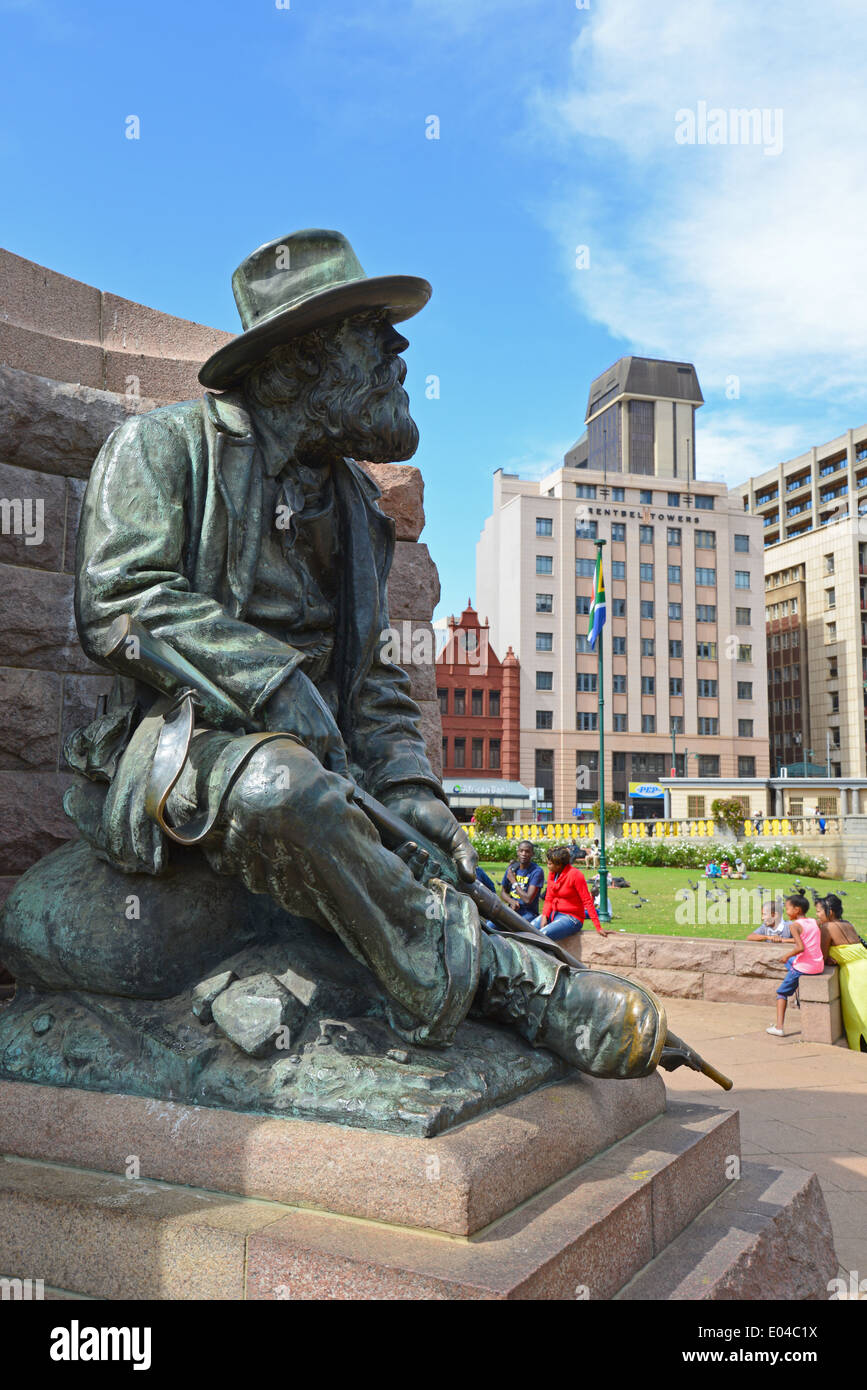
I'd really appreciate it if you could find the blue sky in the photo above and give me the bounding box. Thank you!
[3,0,867,624]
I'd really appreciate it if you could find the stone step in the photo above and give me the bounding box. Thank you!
[0,1102,738,1299]
[615,1160,837,1300]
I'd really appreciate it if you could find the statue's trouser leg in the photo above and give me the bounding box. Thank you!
[166,735,480,1046]
[473,929,667,1080]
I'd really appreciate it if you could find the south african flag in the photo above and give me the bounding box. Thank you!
[587,549,606,650]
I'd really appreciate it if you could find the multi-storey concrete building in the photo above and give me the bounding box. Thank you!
[477,357,770,822]
[736,425,867,778]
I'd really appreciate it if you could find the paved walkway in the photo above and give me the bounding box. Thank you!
[662,996,867,1288]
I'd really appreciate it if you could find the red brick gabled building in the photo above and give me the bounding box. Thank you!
[436,602,520,781]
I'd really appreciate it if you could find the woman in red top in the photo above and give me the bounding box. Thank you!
[532,846,610,939]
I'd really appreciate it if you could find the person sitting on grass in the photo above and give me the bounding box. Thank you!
[499,840,545,923]
[734,857,748,880]
[705,860,721,879]
[720,858,732,878]
[767,894,824,1037]
[746,899,791,942]
[531,846,610,940]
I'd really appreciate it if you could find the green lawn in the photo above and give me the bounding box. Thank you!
[480,863,867,939]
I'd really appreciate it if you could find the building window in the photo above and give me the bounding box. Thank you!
[536,711,553,730]
[536,671,553,690]
[611,561,626,579]
[453,738,465,768]
[694,495,714,510]
[688,796,706,818]
[697,754,720,774]
[639,525,654,544]
[536,632,553,651]
[737,644,752,662]
[826,587,836,609]
[630,402,655,475]
[827,622,837,642]
[471,689,484,716]
[824,553,835,575]
[613,714,627,731]
[737,681,753,699]
[576,712,598,730]
[639,489,653,504]
[669,602,682,620]
[641,676,655,694]
[696,642,717,659]
[612,523,626,542]
[612,636,626,654]
[738,719,754,737]
[697,679,718,697]
[670,639,683,658]
[738,756,756,777]
[696,567,717,586]
[489,739,500,769]
[536,517,553,536]
[668,565,682,583]
[640,600,654,619]
[575,484,597,499]
[613,674,626,692]
[612,598,626,617]
[488,691,501,718]
[667,528,682,546]
[735,570,751,589]
[536,555,553,574]
[437,688,448,716]
[471,738,484,769]
[641,715,656,733]
[536,593,553,612]
[576,634,593,653]
[454,689,466,715]
[670,677,683,696]
[697,718,719,735]
[576,596,591,616]
[641,638,655,656]
[612,487,625,501]
[695,530,716,549]
[576,557,595,577]
[696,605,717,622]
[640,563,654,581]
[442,737,448,765]
[734,534,750,552]
[668,492,680,506]
[576,519,598,539]
[576,672,598,692]
[736,607,751,625]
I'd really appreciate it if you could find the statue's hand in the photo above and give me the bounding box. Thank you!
[264,668,350,777]
[382,789,478,884]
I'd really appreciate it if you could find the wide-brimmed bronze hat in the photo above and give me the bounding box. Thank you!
[198,229,431,390]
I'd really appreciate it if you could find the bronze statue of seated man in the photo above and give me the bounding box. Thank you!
[0,230,727,1122]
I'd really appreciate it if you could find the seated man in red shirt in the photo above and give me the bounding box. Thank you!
[532,846,610,939]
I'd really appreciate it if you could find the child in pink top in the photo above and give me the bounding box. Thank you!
[767,894,825,1036]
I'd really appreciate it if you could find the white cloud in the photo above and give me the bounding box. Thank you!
[531,0,867,400]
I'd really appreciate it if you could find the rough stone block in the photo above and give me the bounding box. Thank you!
[801,999,844,1046]
[0,322,103,392]
[702,974,778,1006]
[627,967,703,1000]
[0,461,67,571]
[387,542,440,621]
[0,564,94,674]
[636,937,734,974]
[102,351,206,404]
[797,965,840,1003]
[563,933,637,967]
[0,772,74,875]
[99,291,232,361]
[356,461,425,541]
[0,668,62,771]
[0,364,152,480]
[0,248,102,343]
[734,942,790,979]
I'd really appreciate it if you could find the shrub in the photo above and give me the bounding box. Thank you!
[470,833,514,863]
[712,798,747,837]
[589,801,624,830]
[471,805,500,834]
[605,839,827,875]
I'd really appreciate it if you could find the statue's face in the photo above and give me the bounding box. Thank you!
[330,312,419,464]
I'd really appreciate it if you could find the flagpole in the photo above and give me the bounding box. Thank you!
[595,538,610,922]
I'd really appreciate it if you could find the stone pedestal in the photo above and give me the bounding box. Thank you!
[0,1074,837,1300]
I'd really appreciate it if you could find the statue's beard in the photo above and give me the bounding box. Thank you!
[333,367,419,464]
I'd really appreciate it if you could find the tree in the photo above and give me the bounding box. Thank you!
[711,798,746,839]
[589,801,625,834]
[471,805,500,834]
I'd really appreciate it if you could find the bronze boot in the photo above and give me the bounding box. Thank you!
[474,929,667,1080]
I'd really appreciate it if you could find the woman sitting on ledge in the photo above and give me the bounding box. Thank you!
[815,894,867,1053]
